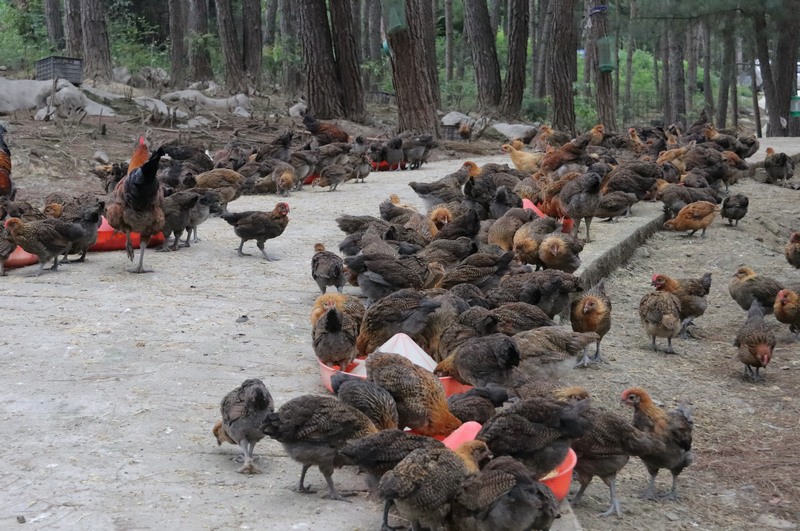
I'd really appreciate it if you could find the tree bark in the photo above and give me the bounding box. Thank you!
[80,0,112,81]
[298,0,342,118]
[242,0,263,87]
[661,35,672,125]
[685,24,697,114]
[771,1,800,136]
[716,24,733,128]
[43,0,65,50]
[668,23,686,127]
[350,0,362,63]
[279,0,302,93]
[702,21,714,119]
[587,0,616,130]
[188,0,214,81]
[528,0,536,97]
[64,0,82,57]
[419,0,441,108]
[215,0,247,93]
[464,0,502,111]
[549,0,576,134]
[330,0,366,121]
[623,0,635,124]
[499,0,528,117]
[388,0,441,136]
[264,0,278,46]
[535,0,551,98]
[169,0,187,88]
[489,0,502,37]
[445,0,454,83]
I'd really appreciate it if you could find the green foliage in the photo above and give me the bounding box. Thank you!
[107,0,169,71]
[0,1,52,69]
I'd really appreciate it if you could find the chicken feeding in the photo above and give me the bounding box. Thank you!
[486,208,535,251]
[512,327,600,377]
[310,292,365,329]
[5,218,85,277]
[261,395,377,500]
[355,289,441,355]
[560,172,602,242]
[366,352,462,437]
[434,334,521,387]
[378,441,491,531]
[734,302,776,381]
[193,168,246,214]
[720,193,749,227]
[222,202,289,261]
[212,378,274,474]
[537,232,584,273]
[662,201,718,238]
[158,190,199,251]
[313,297,360,370]
[570,281,612,366]
[651,272,712,339]
[0,125,16,200]
[763,147,796,187]
[774,289,800,335]
[639,290,682,353]
[311,243,345,293]
[621,388,694,501]
[728,266,783,314]
[446,455,560,531]
[785,232,800,269]
[447,386,509,424]
[104,138,165,273]
[331,372,398,431]
[45,200,105,263]
[595,191,638,221]
[183,188,221,245]
[303,114,350,147]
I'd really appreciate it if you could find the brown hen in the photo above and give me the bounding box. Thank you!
[213,378,274,474]
[734,302,776,381]
[728,266,783,314]
[651,272,712,339]
[222,202,289,261]
[570,281,612,366]
[663,200,718,237]
[638,291,682,353]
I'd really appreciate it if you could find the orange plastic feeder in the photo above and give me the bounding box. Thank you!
[89,216,165,252]
[371,161,407,171]
[522,198,574,235]
[541,448,577,502]
[4,246,38,269]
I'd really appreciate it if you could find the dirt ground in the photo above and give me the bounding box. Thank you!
[0,114,798,530]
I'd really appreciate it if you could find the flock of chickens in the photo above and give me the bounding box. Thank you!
[210,111,799,531]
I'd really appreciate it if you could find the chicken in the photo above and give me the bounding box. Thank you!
[344,253,426,303]
[595,191,637,221]
[512,217,560,268]
[459,120,473,141]
[158,190,199,252]
[553,387,664,517]
[435,334,521,387]
[213,378,274,474]
[312,164,348,191]
[330,372,398,430]
[662,200,718,238]
[313,299,359,370]
[1,198,45,221]
[720,193,748,227]
[728,266,783,314]
[735,302,776,381]
[409,169,468,209]
[491,302,555,335]
[310,292,365,328]
[378,441,491,531]
[303,114,350,146]
[600,162,661,199]
[417,237,476,269]
[539,136,590,173]
[501,143,544,172]
[486,208,535,251]
[311,243,345,293]
[763,147,796,186]
[537,232,584,273]
[348,152,372,182]
[570,281,612,366]
[366,352,462,436]
[446,455,560,531]
[221,202,289,261]
[183,188,221,245]
[651,272,711,340]
[440,251,515,291]
[785,232,800,269]
[512,327,600,377]
[261,395,377,500]
[340,430,445,530]
[355,289,441,355]
[489,185,523,220]
[105,138,165,273]
[532,124,571,148]
[477,397,591,478]
[5,217,85,276]
[621,388,694,501]
[774,289,800,335]
[0,125,16,200]
[0,225,15,275]
[560,172,602,242]
[447,386,509,424]
[193,168,246,213]
[384,137,405,170]
[44,200,105,263]
[433,208,481,241]
[638,290,681,353]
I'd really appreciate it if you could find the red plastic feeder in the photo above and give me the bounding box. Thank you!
[4,246,38,269]
[541,448,577,502]
[522,198,574,235]
[371,161,407,171]
[89,216,165,252]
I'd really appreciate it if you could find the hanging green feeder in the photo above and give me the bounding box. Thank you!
[598,36,616,73]
[791,95,800,117]
[382,0,407,36]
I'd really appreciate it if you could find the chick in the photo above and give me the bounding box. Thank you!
[331,372,399,430]
[595,191,638,221]
[435,334,521,387]
[728,266,784,314]
[5,217,85,276]
[786,232,800,269]
[570,281,612,366]
[512,327,600,378]
[537,232,584,273]
[662,200,718,238]
[311,243,346,294]
[735,302,776,381]
[312,300,359,370]
[774,289,800,335]
[486,208,535,251]
[214,379,274,474]
[159,190,200,251]
[356,289,442,356]
[639,291,682,353]
[261,395,378,501]
[720,193,749,227]
[560,172,602,242]
[310,292,365,329]
[0,226,15,276]
[447,386,509,424]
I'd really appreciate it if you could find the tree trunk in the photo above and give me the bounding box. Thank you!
[298,0,342,118]
[716,25,733,128]
[750,44,762,138]
[549,0,576,134]
[587,0,616,130]
[685,24,697,114]
[661,35,672,125]
[169,0,187,88]
[215,0,247,92]
[330,0,366,121]
[242,0,263,87]
[388,0,441,136]
[43,0,65,50]
[264,0,278,46]
[350,0,362,63]
[64,0,82,57]
[535,0,552,99]
[464,0,502,111]
[188,0,214,81]
[445,0,454,83]
[419,0,441,108]
[499,0,528,117]
[771,2,800,136]
[730,57,738,129]
[702,21,714,119]
[368,1,382,61]
[528,0,536,97]
[489,0,502,37]
[668,24,686,127]
[278,0,302,93]
[622,0,635,124]
[80,0,112,81]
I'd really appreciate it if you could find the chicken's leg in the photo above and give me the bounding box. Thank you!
[125,232,135,261]
[131,241,150,273]
[320,466,351,502]
[662,472,681,501]
[650,335,658,351]
[237,239,251,256]
[380,499,402,531]
[678,318,696,340]
[584,216,594,242]
[296,464,314,493]
[591,339,606,363]
[572,218,582,240]
[32,260,46,277]
[665,336,676,354]
[599,475,622,517]
[257,240,278,261]
[570,480,590,505]
[640,471,659,501]
[237,440,261,475]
